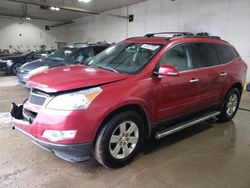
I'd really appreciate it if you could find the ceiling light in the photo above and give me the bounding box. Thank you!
[25,17,31,20]
[50,6,60,11]
[78,0,92,3]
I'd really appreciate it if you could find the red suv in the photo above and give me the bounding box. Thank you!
[11,32,247,168]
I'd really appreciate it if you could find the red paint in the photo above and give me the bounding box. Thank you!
[13,36,247,145]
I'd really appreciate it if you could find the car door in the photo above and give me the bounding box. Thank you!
[192,43,222,110]
[155,43,199,121]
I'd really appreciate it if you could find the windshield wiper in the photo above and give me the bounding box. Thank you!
[93,65,118,73]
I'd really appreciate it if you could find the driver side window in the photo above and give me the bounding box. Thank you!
[159,44,194,72]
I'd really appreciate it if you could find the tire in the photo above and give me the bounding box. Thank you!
[217,88,241,122]
[94,111,145,168]
[11,63,22,75]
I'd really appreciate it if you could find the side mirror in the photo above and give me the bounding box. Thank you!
[154,64,180,77]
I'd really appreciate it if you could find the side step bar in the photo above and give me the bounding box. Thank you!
[155,111,221,139]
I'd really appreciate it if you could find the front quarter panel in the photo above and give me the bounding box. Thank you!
[91,77,156,138]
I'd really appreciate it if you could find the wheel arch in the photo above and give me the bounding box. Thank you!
[93,103,152,145]
[229,82,243,95]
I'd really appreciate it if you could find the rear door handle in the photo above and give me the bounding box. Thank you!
[189,78,200,83]
[220,72,227,77]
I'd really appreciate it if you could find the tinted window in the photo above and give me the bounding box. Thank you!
[216,44,238,64]
[159,44,194,71]
[94,46,108,55]
[193,43,219,68]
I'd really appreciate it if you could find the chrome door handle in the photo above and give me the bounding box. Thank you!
[189,78,199,83]
[220,72,227,77]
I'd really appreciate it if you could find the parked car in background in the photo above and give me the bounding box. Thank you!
[0,50,22,58]
[10,32,247,168]
[17,43,110,88]
[0,49,54,75]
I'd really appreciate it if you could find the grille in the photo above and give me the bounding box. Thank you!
[29,94,46,106]
[28,89,50,106]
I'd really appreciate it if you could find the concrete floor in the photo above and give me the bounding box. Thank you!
[0,74,250,188]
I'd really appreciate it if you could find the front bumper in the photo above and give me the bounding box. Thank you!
[15,126,92,162]
[16,73,30,88]
[11,104,93,162]
[0,62,8,72]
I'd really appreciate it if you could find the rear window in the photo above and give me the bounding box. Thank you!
[216,44,238,64]
[193,43,219,68]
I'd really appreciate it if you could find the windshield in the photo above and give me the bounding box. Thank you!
[88,43,162,74]
[48,47,76,61]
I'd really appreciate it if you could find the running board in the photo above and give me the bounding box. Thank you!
[155,111,221,139]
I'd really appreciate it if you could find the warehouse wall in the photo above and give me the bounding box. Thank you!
[0,17,66,52]
[66,7,128,44]
[66,0,250,81]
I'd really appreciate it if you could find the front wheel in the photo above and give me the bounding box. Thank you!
[11,63,22,75]
[217,88,241,122]
[94,111,145,168]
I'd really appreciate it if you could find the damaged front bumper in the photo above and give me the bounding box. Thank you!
[10,103,92,163]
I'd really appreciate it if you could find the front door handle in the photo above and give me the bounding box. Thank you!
[189,78,200,83]
[220,72,227,77]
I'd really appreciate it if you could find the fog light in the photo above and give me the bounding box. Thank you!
[42,130,77,142]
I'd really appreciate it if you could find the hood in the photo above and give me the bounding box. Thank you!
[28,65,128,93]
[21,58,64,72]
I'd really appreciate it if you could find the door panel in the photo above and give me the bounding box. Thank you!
[154,43,199,122]
[155,71,199,121]
[192,66,224,110]
[192,43,223,110]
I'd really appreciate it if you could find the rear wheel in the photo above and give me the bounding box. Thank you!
[217,88,240,122]
[11,63,22,75]
[94,111,145,168]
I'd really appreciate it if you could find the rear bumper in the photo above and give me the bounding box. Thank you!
[15,126,92,162]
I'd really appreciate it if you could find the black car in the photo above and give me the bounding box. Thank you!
[17,43,110,87]
[0,49,54,75]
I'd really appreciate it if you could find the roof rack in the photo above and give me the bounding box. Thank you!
[144,32,194,38]
[196,32,221,40]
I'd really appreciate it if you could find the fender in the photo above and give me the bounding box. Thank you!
[94,98,153,139]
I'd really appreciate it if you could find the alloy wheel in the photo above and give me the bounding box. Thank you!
[109,121,139,159]
[226,93,238,116]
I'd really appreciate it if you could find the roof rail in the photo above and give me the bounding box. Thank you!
[196,32,221,40]
[144,32,194,38]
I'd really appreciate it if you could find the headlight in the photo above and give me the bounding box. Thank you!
[42,130,77,142]
[28,66,49,77]
[46,87,102,110]
[6,60,13,66]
